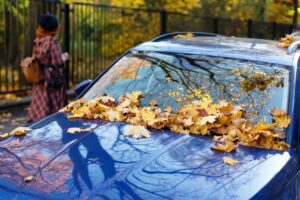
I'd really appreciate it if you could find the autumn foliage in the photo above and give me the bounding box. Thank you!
[61,91,290,151]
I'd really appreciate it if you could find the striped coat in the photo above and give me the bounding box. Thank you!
[27,35,67,122]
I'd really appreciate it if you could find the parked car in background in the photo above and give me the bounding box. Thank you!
[0,32,299,200]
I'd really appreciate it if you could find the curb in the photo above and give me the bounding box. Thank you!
[0,90,75,109]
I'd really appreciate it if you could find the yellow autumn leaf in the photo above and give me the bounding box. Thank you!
[174,32,193,38]
[61,91,290,151]
[218,101,234,115]
[211,142,237,152]
[60,98,87,113]
[278,35,296,48]
[198,115,217,126]
[125,91,142,104]
[124,125,151,139]
[274,115,291,128]
[0,133,9,139]
[108,109,122,121]
[10,127,32,136]
[24,175,34,182]
[98,96,115,103]
[165,106,172,113]
[183,118,194,127]
[271,106,286,117]
[223,157,240,165]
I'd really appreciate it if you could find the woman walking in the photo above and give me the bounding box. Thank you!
[27,13,69,123]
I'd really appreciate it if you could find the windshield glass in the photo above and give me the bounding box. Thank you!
[84,51,290,123]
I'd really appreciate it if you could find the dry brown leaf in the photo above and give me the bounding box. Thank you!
[223,157,240,165]
[67,127,92,134]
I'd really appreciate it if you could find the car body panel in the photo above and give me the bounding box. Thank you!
[0,113,298,200]
[133,37,293,66]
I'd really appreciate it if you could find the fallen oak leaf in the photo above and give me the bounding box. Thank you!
[223,156,240,165]
[67,127,93,134]
[124,125,151,139]
[10,127,32,136]
[211,142,237,152]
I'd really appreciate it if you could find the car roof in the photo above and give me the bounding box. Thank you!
[133,35,294,66]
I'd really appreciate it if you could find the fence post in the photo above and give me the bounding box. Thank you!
[160,9,167,35]
[272,22,277,40]
[247,19,252,38]
[213,18,218,34]
[63,3,70,89]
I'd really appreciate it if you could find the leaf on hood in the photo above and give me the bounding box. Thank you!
[10,127,32,136]
[67,127,93,134]
[223,156,239,165]
[211,142,237,152]
[0,133,9,139]
[24,175,34,182]
[124,125,151,139]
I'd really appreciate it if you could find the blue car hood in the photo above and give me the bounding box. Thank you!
[0,112,297,200]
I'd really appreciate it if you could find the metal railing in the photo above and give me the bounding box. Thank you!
[0,0,296,95]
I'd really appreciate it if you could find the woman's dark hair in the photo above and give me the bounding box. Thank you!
[36,13,59,38]
[39,13,58,32]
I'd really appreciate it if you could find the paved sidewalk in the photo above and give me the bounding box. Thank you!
[0,105,28,134]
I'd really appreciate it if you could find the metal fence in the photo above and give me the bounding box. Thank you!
[0,0,296,95]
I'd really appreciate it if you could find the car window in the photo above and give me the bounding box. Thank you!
[84,51,290,123]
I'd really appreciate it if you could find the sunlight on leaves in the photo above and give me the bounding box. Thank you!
[62,91,290,151]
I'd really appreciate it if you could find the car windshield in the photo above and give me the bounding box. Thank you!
[84,51,290,123]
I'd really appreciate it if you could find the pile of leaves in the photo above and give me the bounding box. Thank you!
[278,35,296,48]
[61,91,290,151]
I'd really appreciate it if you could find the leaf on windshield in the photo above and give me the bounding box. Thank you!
[60,98,88,113]
[62,91,290,151]
[211,142,237,153]
[10,127,32,136]
[274,115,291,128]
[67,127,93,134]
[123,125,151,139]
[271,106,286,117]
[223,157,240,165]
